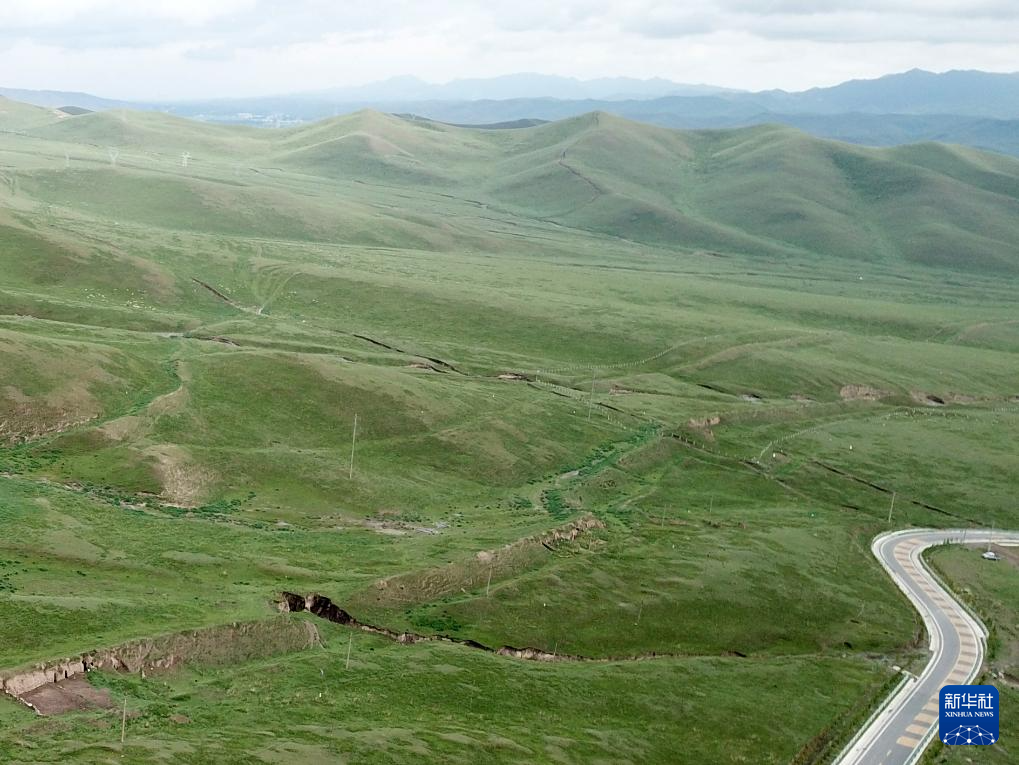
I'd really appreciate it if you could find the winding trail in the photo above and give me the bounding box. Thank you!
[835,528,1019,765]
[557,148,604,203]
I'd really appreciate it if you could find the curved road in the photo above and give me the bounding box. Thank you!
[835,529,1019,765]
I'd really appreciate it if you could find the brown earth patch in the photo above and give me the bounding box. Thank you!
[687,415,721,441]
[1,617,320,715]
[942,393,983,405]
[688,415,721,429]
[840,384,890,401]
[98,414,141,441]
[145,444,217,507]
[20,676,114,717]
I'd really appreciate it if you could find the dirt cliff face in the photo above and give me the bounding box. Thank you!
[277,591,579,662]
[1,617,320,713]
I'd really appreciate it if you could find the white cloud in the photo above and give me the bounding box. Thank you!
[0,1,1015,99]
[0,0,257,27]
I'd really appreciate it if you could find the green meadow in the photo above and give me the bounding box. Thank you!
[0,96,1017,762]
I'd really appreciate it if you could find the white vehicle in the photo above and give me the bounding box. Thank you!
[982,551,1000,561]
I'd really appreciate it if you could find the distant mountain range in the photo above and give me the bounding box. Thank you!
[755,69,1019,117]
[3,69,1019,156]
[302,73,738,102]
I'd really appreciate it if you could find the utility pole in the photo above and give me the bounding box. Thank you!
[887,491,896,524]
[345,635,353,669]
[349,413,358,480]
[120,697,128,744]
[486,566,493,597]
[587,369,595,420]
[181,151,191,169]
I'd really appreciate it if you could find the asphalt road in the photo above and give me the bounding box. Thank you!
[835,529,1019,765]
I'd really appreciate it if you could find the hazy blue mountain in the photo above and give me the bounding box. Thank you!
[0,87,136,112]
[748,69,1019,118]
[302,73,736,102]
[166,69,1019,120]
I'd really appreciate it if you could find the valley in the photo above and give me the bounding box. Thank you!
[0,97,1017,763]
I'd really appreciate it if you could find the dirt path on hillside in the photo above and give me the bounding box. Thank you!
[557,148,604,203]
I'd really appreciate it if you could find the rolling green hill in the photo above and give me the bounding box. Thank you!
[13,107,1019,274]
[0,100,1017,764]
[0,96,64,131]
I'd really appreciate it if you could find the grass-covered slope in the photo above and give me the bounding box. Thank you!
[16,106,1019,272]
[0,99,1017,763]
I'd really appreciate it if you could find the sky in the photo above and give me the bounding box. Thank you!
[0,1,1017,100]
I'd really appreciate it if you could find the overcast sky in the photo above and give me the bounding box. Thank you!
[1,1,1017,100]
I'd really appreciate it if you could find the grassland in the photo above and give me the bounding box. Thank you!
[0,96,1017,762]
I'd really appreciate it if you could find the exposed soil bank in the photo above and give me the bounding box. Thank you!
[191,278,237,307]
[1,617,320,714]
[282,519,609,663]
[278,589,715,665]
[278,591,585,662]
[348,515,605,609]
[352,333,465,374]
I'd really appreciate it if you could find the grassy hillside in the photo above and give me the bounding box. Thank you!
[0,97,64,132]
[0,101,1017,763]
[14,107,1019,272]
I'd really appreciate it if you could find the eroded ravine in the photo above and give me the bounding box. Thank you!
[277,591,696,663]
